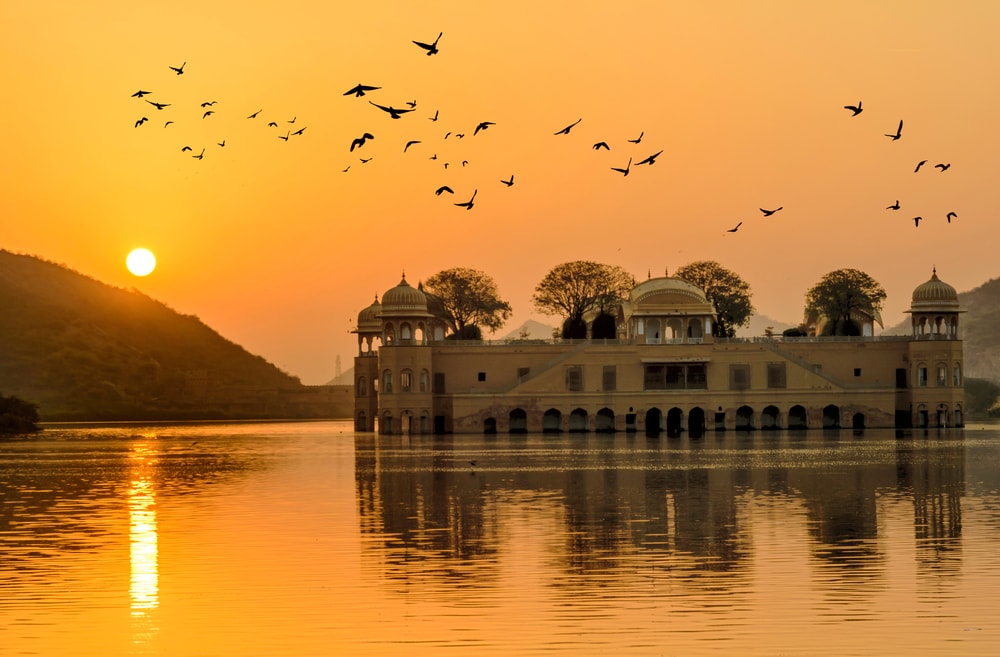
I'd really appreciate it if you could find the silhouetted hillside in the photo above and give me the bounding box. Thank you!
[883,276,1000,381]
[0,250,346,421]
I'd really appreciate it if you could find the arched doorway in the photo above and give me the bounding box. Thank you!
[688,407,706,437]
[761,405,781,430]
[484,417,497,434]
[852,412,865,431]
[788,405,808,430]
[823,405,840,429]
[356,411,368,432]
[595,408,615,433]
[645,408,662,436]
[543,408,563,433]
[509,408,527,433]
[736,405,755,431]
[569,408,589,432]
[666,407,684,435]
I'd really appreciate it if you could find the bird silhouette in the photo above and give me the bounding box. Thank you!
[885,120,903,141]
[454,189,477,209]
[131,90,152,98]
[202,110,214,118]
[593,141,610,150]
[278,131,290,141]
[146,100,169,110]
[247,109,262,119]
[359,157,372,163]
[935,163,951,171]
[760,207,783,217]
[292,127,306,136]
[501,175,514,187]
[350,133,374,151]
[344,83,380,97]
[181,145,192,152]
[887,200,900,210]
[201,101,216,108]
[913,216,922,227]
[727,221,742,233]
[192,148,204,160]
[164,121,173,127]
[429,109,439,121]
[455,133,465,139]
[134,117,148,127]
[461,160,469,167]
[636,150,663,165]
[369,101,414,119]
[628,131,644,143]
[555,118,582,135]
[217,140,225,147]
[413,32,442,55]
[406,100,417,108]
[844,101,863,116]
[403,140,421,152]
[342,166,350,173]
[288,116,296,123]
[267,121,278,127]
[169,62,185,75]
[474,121,495,135]
[611,157,632,176]
[435,185,454,195]
[946,211,957,223]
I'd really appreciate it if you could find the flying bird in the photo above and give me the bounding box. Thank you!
[501,175,514,187]
[202,110,214,118]
[429,109,439,122]
[181,145,192,152]
[474,121,495,135]
[368,101,414,119]
[406,100,417,108]
[611,157,632,176]
[946,211,957,223]
[200,101,216,107]
[555,118,582,135]
[278,131,290,141]
[454,189,477,209]
[169,61,185,75]
[628,131,644,143]
[146,100,170,110]
[247,109,263,119]
[359,157,372,163]
[164,121,173,127]
[342,166,350,173]
[727,221,742,233]
[404,140,421,152]
[887,200,900,210]
[413,31,442,55]
[350,133,374,151]
[914,160,927,172]
[344,83,380,97]
[267,121,278,127]
[913,216,922,227]
[435,185,454,195]
[292,127,306,136]
[593,141,610,150]
[288,116,296,123]
[935,163,951,171]
[217,140,225,147]
[131,90,152,98]
[759,207,783,217]
[134,117,148,127]
[192,148,204,160]
[636,150,664,165]
[844,101,863,116]
[885,120,903,141]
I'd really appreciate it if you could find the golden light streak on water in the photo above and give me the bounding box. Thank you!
[128,444,159,616]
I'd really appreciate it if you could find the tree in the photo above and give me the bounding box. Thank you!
[532,261,633,339]
[805,268,887,336]
[423,267,512,337]
[0,394,40,434]
[674,261,754,338]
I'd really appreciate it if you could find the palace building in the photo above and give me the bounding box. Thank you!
[352,270,964,434]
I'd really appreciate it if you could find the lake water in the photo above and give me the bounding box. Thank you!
[1,421,999,656]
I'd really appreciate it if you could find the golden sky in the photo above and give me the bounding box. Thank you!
[3,1,999,383]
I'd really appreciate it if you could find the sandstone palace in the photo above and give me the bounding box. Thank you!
[352,270,964,434]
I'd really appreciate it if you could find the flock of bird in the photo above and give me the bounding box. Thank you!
[129,39,958,231]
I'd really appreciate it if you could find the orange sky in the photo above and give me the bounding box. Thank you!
[3,2,999,384]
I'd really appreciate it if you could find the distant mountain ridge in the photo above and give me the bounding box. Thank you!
[0,250,346,421]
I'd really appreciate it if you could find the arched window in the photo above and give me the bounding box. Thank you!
[383,323,395,345]
[400,369,413,392]
[356,376,367,397]
[953,364,962,387]
[936,365,947,386]
[400,322,412,341]
[419,369,429,392]
[382,370,393,394]
[645,319,661,344]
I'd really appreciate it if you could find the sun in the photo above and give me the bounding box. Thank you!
[126,248,157,277]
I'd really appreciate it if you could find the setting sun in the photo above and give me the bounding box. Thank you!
[126,248,156,277]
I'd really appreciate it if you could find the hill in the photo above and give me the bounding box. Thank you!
[0,250,347,421]
[882,275,1000,381]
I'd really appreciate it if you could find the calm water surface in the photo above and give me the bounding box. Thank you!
[1,421,999,656]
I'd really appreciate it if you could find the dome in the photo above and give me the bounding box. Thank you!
[380,276,430,315]
[356,295,382,333]
[910,268,960,312]
[627,276,715,315]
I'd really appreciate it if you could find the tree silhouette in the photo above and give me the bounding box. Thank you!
[805,268,886,336]
[532,261,632,339]
[675,261,754,337]
[424,267,512,337]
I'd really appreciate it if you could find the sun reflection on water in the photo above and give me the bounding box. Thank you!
[129,444,159,616]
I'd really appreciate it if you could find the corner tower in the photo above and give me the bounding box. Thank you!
[352,295,382,431]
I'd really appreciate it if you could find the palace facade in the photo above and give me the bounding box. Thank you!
[353,270,964,434]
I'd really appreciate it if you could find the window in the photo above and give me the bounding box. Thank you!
[954,365,962,387]
[517,367,530,382]
[433,372,445,394]
[896,368,907,389]
[566,366,583,391]
[687,364,707,389]
[937,366,947,386]
[917,366,927,387]
[602,365,616,391]
[382,370,393,393]
[853,367,862,377]
[730,364,751,390]
[400,369,413,392]
[665,365,685,389]
[644,365,666,390]
[419,369,429,392]
[477,371,487,382]
[357,376,367,397]
[767,363,787,388]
